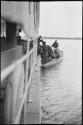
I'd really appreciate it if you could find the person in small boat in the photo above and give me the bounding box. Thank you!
[47,45,55,60]
[52,40,60,59]
[41,41,49,64]
[52,40,58,52]
[37,36,43,56]
[38,35,42,42]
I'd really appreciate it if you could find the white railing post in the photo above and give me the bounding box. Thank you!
[27,38,35,103]
[23,37,29,124]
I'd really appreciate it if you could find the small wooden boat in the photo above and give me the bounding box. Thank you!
[41,50,63,68]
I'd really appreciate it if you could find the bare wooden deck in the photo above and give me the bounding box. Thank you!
[26,57,41,124]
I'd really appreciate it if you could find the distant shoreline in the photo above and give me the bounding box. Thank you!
[42,37,82,40]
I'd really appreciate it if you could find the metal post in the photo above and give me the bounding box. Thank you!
[23,37,29,124]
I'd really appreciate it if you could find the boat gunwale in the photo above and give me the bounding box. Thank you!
[41,50,63,68]
[41,56,63,68]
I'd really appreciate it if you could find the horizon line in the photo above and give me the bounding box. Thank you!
[41,36,82,40]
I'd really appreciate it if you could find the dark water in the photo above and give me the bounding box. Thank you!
[40,39,82,124]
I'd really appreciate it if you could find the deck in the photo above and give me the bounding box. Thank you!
[21,56,41,124]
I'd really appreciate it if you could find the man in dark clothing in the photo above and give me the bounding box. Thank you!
[37,36,43,56]
[41,41,49,64]
[37,43,42,56]
[52,40,59,48]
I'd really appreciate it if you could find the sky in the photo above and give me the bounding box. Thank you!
[39,1,82,38]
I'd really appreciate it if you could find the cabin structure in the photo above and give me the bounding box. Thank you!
[1,1,41,124]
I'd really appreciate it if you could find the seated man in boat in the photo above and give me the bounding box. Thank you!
[41,41,49,64]
[47,45,55,60]
[52,40,60,59]
[52,40,59,51]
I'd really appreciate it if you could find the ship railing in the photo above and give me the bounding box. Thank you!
[1,39,38,124]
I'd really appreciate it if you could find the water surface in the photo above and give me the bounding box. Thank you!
[40,39,82,124]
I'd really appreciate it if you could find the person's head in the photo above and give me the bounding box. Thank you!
[19,29,21,33]
[39,35,41,38]
[40,39,43,43]
[55,40,57,43]
[42,41,46,46]
[52,40,58,47]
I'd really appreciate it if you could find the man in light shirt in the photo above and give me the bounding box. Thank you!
[52,40,60,59]
[19,29,27,40]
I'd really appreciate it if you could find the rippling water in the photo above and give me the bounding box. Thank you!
[40,39,82,124]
